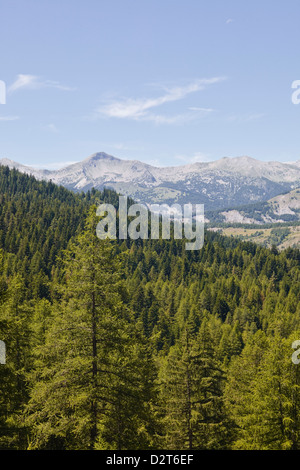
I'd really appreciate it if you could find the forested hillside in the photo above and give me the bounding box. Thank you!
[0,167,300,450]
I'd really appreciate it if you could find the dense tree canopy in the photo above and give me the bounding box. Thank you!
[0,167,299,450]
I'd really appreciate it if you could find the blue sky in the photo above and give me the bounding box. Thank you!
[0,0,300,168]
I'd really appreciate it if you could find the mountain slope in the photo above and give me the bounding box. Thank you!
[1,152,300,211]
[207,188,300,225]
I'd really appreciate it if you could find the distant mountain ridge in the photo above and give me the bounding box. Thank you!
[206,188,300,225]
[1,152,300,211]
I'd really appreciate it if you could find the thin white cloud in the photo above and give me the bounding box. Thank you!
[245,113,266,121]
[95,77,225,124]
[8,75,38,93]
[226,18,234,24]
[0,115,20,121]
[139,112,195,125]
[227,113,265,123]
[33,161,79,170]
[42,123,59,133]
[139,108,214,125]
[175,152,211,164]
[107,142,144,152]
[8,74,76,94]
[147,158,164,167]
[188,107,214,112]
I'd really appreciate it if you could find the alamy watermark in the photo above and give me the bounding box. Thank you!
[0,341,6,364]
[292,80,300,105]
[292,340,300,364]
[96,196,204,251]
[0,80,6,104]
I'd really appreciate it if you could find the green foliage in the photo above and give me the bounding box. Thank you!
[0,167,299,450]
[25,210,158,450]
[159,321,233,449]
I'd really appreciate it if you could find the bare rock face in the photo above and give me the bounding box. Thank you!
[1,152,300,211]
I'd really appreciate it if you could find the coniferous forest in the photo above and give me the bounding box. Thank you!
[0,166,300,450]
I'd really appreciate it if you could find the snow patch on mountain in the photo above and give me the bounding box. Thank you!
[1,152,300,211]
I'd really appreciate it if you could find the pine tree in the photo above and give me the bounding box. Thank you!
[25,209,158,450]
[0,275,32,449]
[159,319,232,449]
[224,330,269,449]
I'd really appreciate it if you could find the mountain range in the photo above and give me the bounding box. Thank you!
[1,152,300,212]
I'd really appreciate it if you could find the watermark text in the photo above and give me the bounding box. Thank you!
[0,341,6,364]
[0,80,6,104]
[292,80,300,105]
[96,196,204,250]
